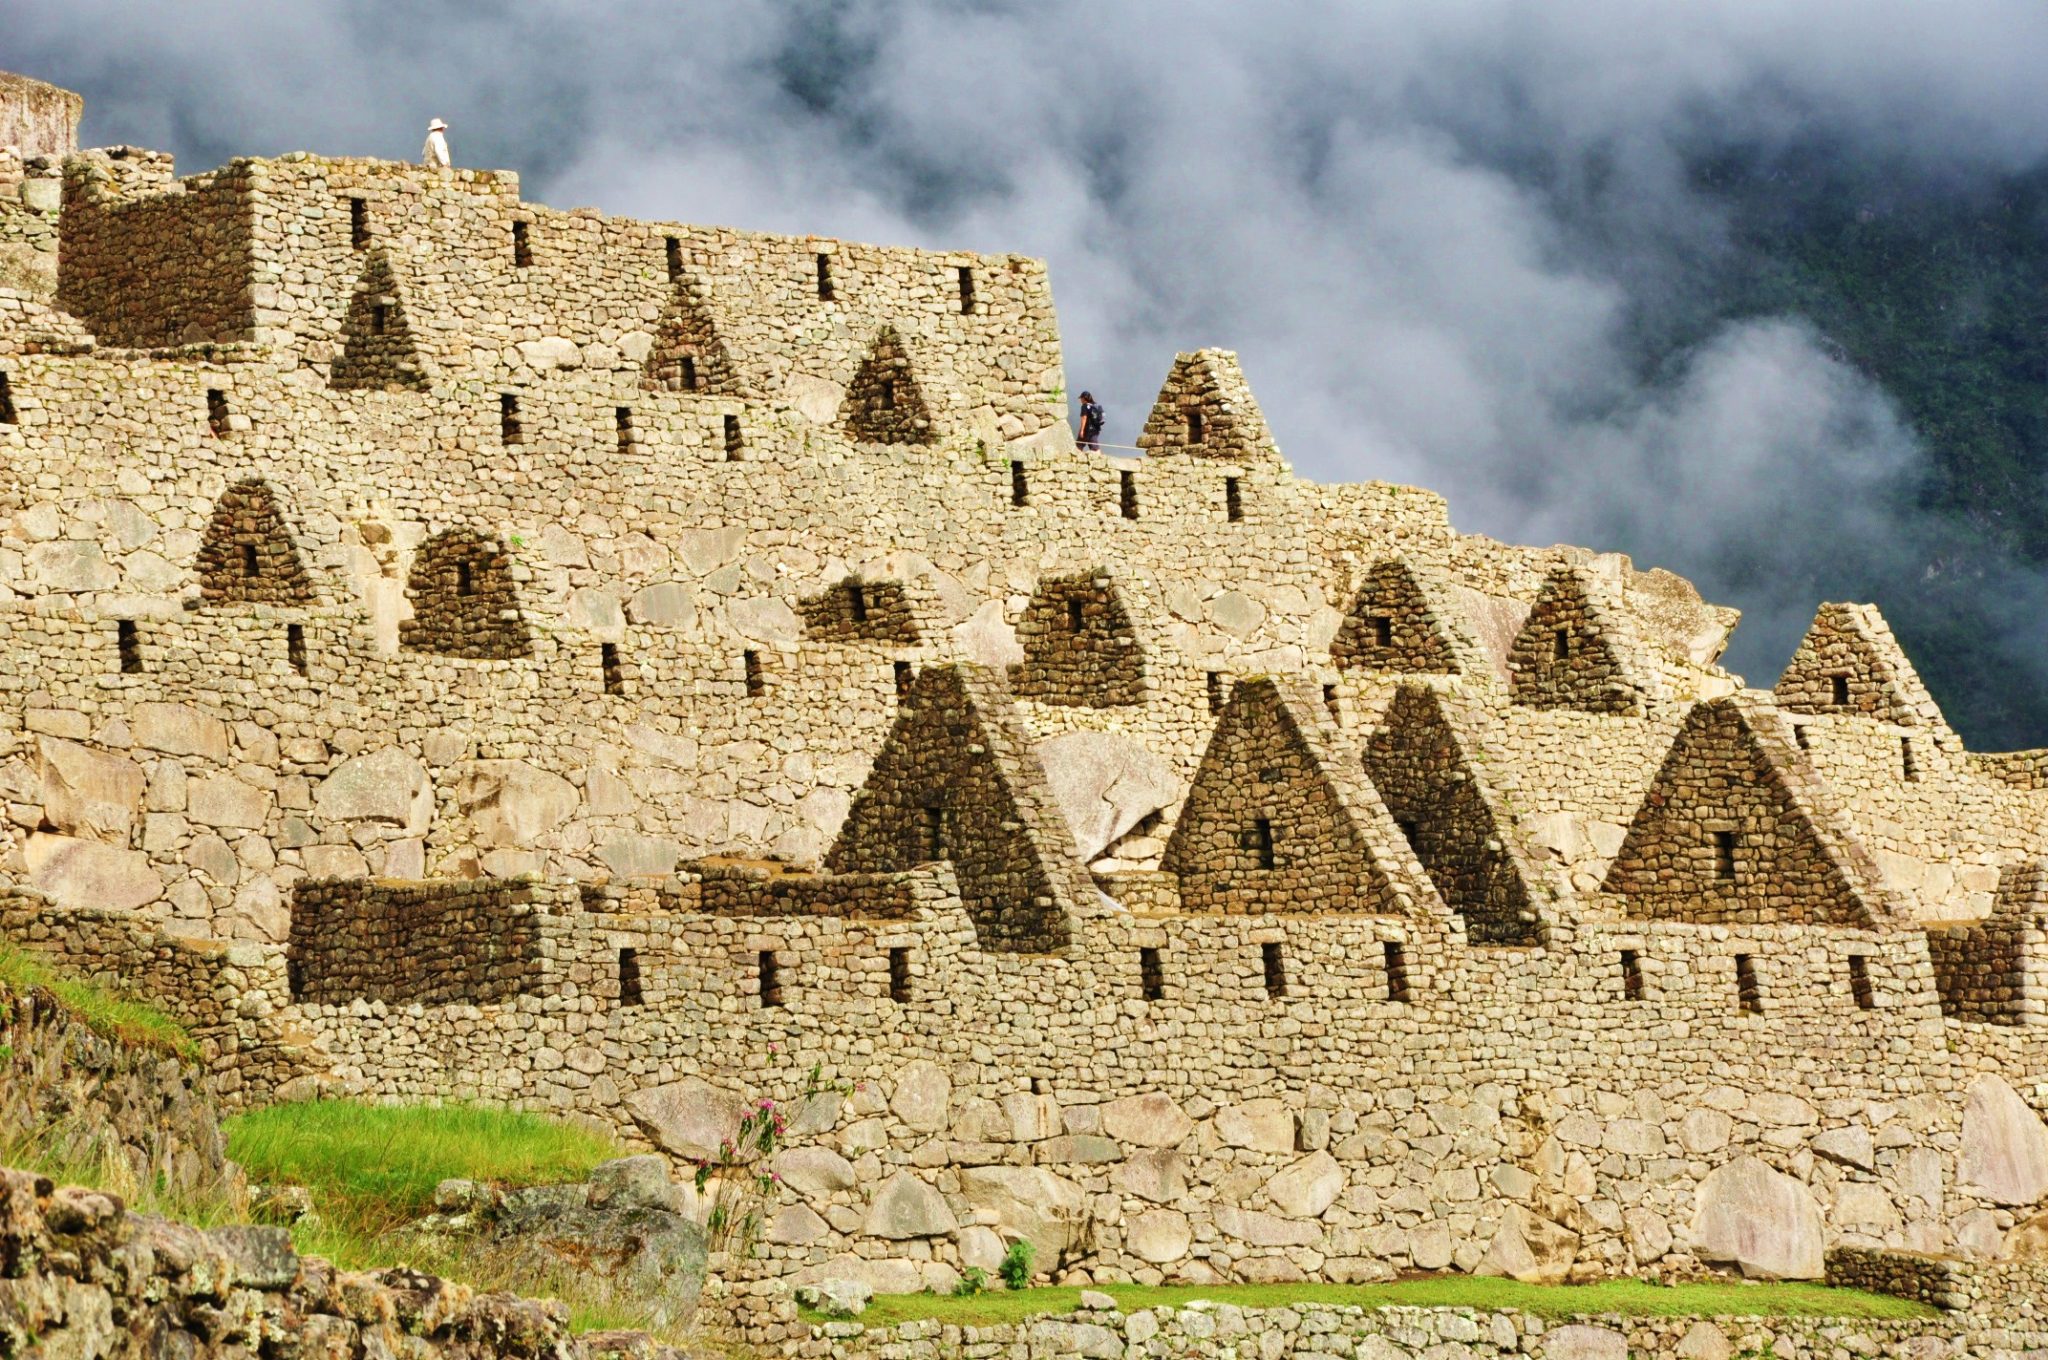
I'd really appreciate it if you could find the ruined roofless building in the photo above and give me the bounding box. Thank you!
[12,71,2048,1304]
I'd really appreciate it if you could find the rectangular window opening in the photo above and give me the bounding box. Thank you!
[287,623,307,676]
[1187,408,1204,444]
[1253,817,1275,870]
[1848,953,1875,1009]
[1011,460,1028,508]
[615,407,633,454]
[349,196,369,250]
[724,413,744,461]
[1831,674,1850,706]
[1713,830,1736,882]
[1734,952,1762,1014]
[1139,946,1164,1001]
[889,946,912,1004]
[894,659,914,701]
[743,649,764,697]
[602,642,625,696]
[206,388,229,437]
[957,266,975,314]
[1225,476,1243,523]
[816,252,834,301]
[1068,596,1086,632]
[1323,683,1341,723]
[1206,671,1226,715]
[371,303,389,336]
[1396,818,1419,851]
[923,805,945,861]
[241,542,260,578]
[456,560,475,596]
[117,620,141,674]
[758,950,783,1008]
[1553,627,1570,661]
[879,378,896,410]
[1794,724,1811,750]
[500,393,522,445]
[1372,616,1392,648]
[1902,737,1918,781]
[1119,469,1138,521]
[681,354,698,391]
[512,219,533,267]
[665,236,683,282]
[1620,949,1644,1002]
[619,947,644,1007]
[1262,940,1287,999]
[0,371,14,424]
[849,582,869,623]
[1384,940,1411,1003]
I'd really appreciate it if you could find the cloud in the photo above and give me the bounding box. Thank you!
[13,0,2048,740]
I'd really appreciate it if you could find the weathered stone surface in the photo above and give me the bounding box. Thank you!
[956,1166,1084,1261]
[1543,1324,1628,1360]
[776,1146,857,1198]
[454,760,579,848]
[1674,1321,1732,1360]
[1101,1093,1192,1149]
[622,1078,746,1162]
[38,738,144,842]
[1034,730,1179,862]
[25,832,162,911]
[1264,1150,1343,1218]
[314,747,432,834]
[132,702,230,761]
[794,1278,872,1318]
[889,1059,952,1133]
[1215,1099,1295,1153]
[863,1172,956,1239]
[1126,1207,1192,1263]
[1961,1075,2048,1206]
[1690,1156,1824,1279]
[1476,1205,1579,1284]
[1813,1125,1876,1171]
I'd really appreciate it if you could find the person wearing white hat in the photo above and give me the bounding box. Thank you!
[422,118,451,169]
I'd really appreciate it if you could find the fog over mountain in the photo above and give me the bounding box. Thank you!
[18,1,2048,744]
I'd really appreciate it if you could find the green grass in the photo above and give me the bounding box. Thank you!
[820,1278,1936,1329]
[225,1098,622,1225]
[0,944,197,1061]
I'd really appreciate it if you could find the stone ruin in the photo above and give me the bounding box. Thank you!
[10,70,2048,1313]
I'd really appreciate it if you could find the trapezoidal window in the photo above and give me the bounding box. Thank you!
[1139,946,1164,1001]
[618,947,644,1007]
[500,393,522,445]
[349,196,370,250]
[1831,674,1850,706]
[889,947,912,1003]
[894,660,914,700]
[1734,953,1763,1014]
[1383,941,1410,1003]
[615,406,634,453]
[957,266,976,314]
[1262,940,1287,998]
[1848,953,1875,1010]
[601,642,625,696]
[198,479,317,606]
[743,649,765,697]
[724,414,744,461]
[117,620,142,674]
[286,623,307,676]
[1713,830,1736,883]
[758,950,784,1007]
[398,527,532,660]
[1225,477,1243,522]
[1620,949,1643,1001]
[922,804,946,861]
[1902,737,1918,781]
[1794,723,1811,750]
[371,302,389,336]
[1373,616,1393,647]
[665,236,683,281]
[512,220,533,267]
[0,371,14,424]
[816,252,835,300]
[1553,627,1570,661]
[1011,460,1029,507]
[1119,469,1138,520]
[1248,817,1276,869]
[1187,407,1205,444]
[206,388,230,437]
[1207,671,1226,714]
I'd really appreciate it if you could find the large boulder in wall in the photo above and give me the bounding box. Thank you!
[1962,1075,2048,1206]
[37,738,144,843]
[314,747,433,836]
[453,760,579,849]
[24,832,162,912]
[1033,731,1179,863]
[1690,1156,1824,1279]
[624,1078,748,1162]
[956,1166,1085,1264]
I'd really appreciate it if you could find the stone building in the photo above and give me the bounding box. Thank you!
[11,71,2048,1304]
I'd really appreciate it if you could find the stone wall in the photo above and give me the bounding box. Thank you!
[287,878,567,1005]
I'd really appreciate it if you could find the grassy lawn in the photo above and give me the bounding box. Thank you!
[0,944,197,1060]
[824,1277,1936,1328]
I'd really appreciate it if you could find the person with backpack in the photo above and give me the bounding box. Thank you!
[1076,391,1105,451]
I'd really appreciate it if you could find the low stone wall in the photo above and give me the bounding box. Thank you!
[0,1167,684,1360]
[1826,1245,1973,1312]
[287,877,570,1005]
[0,982,227,1194]
[795,1301,1980,1360]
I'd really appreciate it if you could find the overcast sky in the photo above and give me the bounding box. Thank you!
[17,1,2048,739]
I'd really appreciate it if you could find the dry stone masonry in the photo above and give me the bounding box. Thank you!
[14,69,2048,1331]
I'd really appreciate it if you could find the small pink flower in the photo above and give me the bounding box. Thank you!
[770,1171,782,1182]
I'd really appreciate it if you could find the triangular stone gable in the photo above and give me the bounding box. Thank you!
[799,575,928,645]
[826,663,1087,951]
[1331,558,1484,677]
[196,477,318,606]
[640,276,740,394]
[1163,675,1443,917]
[330,248,428,391]
[841,325,937,444]
[1507,562,1653,715]
[1136,349,1278,461]
[1363,684,1548,945]
[1602,694,1899,926]
[1775,602,1945,727]
[1010,569,1147,707]
[398,526,532,660]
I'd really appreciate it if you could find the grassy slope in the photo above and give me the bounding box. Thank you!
[831,1278,1935,1329]
[0,943,197,1060]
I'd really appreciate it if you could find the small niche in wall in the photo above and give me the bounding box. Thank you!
[743,649,764,697]
[456,560,475,596]
[665,236,683,281]
[1187,407,1204,444]
[1262,940,1287,999]
[602,642,625,696]
[894,660,914,701]
[619,947,644,1007]
[1119,469,1138,521]
[512,219,533,267]
[923,804,945,861]
[957,266,975,314]
[888,946,912,1003]
[757,950,784,1008]
[1396,818,1419,852]
[1848,953,1875,1010]
[1323,684,1341,723]
[1206,671,1226,714]
[1734,952,1763,1014]
[1831,674,1850,706]
[117,620,141,674]
[1372,616,1392,647]
[286,623,307,676]
[207,388,230,437]
[1067,596,1085,632]
[0,371,14,423]
[1620,949,1643,1001]
[816,252,835,301]
[500,393,522,445]
[349,196,369,250]
[848,582,869,624]
[615,406,634,454]
[1902,736,1918,781]
[724,413,744,461]
[681,355,699,390]
[241,542,260,578]
[1794,724,1811,750]
[1011,460,1028,508]
[1225,476,1243,523]
[879,378,896,410]
[1251,817,1276,869]
[1139,946,1164,1001]
[1553,627,1570,661]
[1384,940,1410,1003]
[1713,830,1736,882]
[371,302,389,335]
